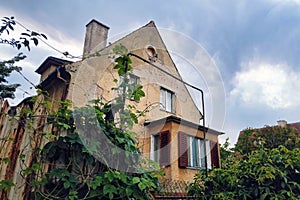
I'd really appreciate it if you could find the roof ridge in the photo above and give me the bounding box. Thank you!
[143,20,156,28]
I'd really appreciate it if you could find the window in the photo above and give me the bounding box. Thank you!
[178,132,215,169]
[187,136,210,168]
[160,88,174,113]
[146,46,157,62]
[150,131,170,166]
[152,134,160,163]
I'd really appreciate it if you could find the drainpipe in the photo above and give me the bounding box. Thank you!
[127,53,208,176]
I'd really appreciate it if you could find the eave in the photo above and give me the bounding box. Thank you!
[35,56,72,75]
[144,115,224,136]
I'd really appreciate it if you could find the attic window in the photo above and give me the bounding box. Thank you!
[146,46,157,61]
[160,87,175,113]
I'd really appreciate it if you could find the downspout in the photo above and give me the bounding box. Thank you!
[128,53,208,176]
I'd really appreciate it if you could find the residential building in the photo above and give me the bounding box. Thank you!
[49,19,223,181]
[0,19,224,199]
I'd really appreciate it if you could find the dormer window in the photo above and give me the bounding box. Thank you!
[160,87,175,113]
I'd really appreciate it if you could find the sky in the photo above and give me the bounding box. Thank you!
[1,0,300,146]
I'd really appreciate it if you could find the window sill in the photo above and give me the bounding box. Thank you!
[160,109,175,114]
[186,166,206,170]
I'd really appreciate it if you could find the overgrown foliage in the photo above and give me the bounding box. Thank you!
[219,138,235,169]
[0,18,159,198]
[188,127,300,199]
[235,126,300,155]
[14,45,160,199]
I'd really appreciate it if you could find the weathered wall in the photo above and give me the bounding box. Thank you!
[64,21,218,183]
[0,97,53,200]
[67,22,202,127]
[143,119,219,182]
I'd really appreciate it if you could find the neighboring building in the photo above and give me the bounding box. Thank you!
[278,120,300,135]
[0,19,224,199]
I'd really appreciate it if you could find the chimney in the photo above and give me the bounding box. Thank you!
[277,120,287,128]
[83,19,110,58]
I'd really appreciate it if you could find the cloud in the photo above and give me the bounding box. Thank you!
[0,7,82,58]
[230,60,300,109]
[159,28,226,131]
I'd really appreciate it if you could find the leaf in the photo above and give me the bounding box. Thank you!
[132,177,140,184]
[32,163,40,171]
[89,175,102,190]
[32,38,38,46]
[63,181,71,189]
[126,187,133,196]
[41,33,47,39]
[21,32,31,37]
[68,191,78,200]
[113,63,122,69]
[8,24,14,31]
[104,171,114,182]
[115,57,123,64]
[103,184,117,199]
[0,180,15,190]
[138,182,147,190]
[130,113,138,124]
[31,31,39,36]
[1,157,10,164]
[118,68,125,76]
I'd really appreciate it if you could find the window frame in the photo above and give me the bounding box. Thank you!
[150,131,171,167]
[178,132,213,170]
[160,87,175,113]
[187,136,208,169]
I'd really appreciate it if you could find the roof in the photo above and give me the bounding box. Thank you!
[288,122,300,134]
[238,121,300,143]
[144,115,225,136]
[35,56,72,74]
[38,66,71,90]
[86,19,110,30]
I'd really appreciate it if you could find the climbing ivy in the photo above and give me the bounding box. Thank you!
[23,45,160,199]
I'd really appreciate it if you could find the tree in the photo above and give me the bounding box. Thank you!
[0,16,47,99]
[0,53,25,99]
[219,138,235,169]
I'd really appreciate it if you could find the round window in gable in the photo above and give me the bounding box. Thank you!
[146,46,158,61]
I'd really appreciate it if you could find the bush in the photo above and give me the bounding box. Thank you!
[188,146,300,199]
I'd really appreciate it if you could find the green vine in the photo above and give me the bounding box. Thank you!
[20,45,161,199]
